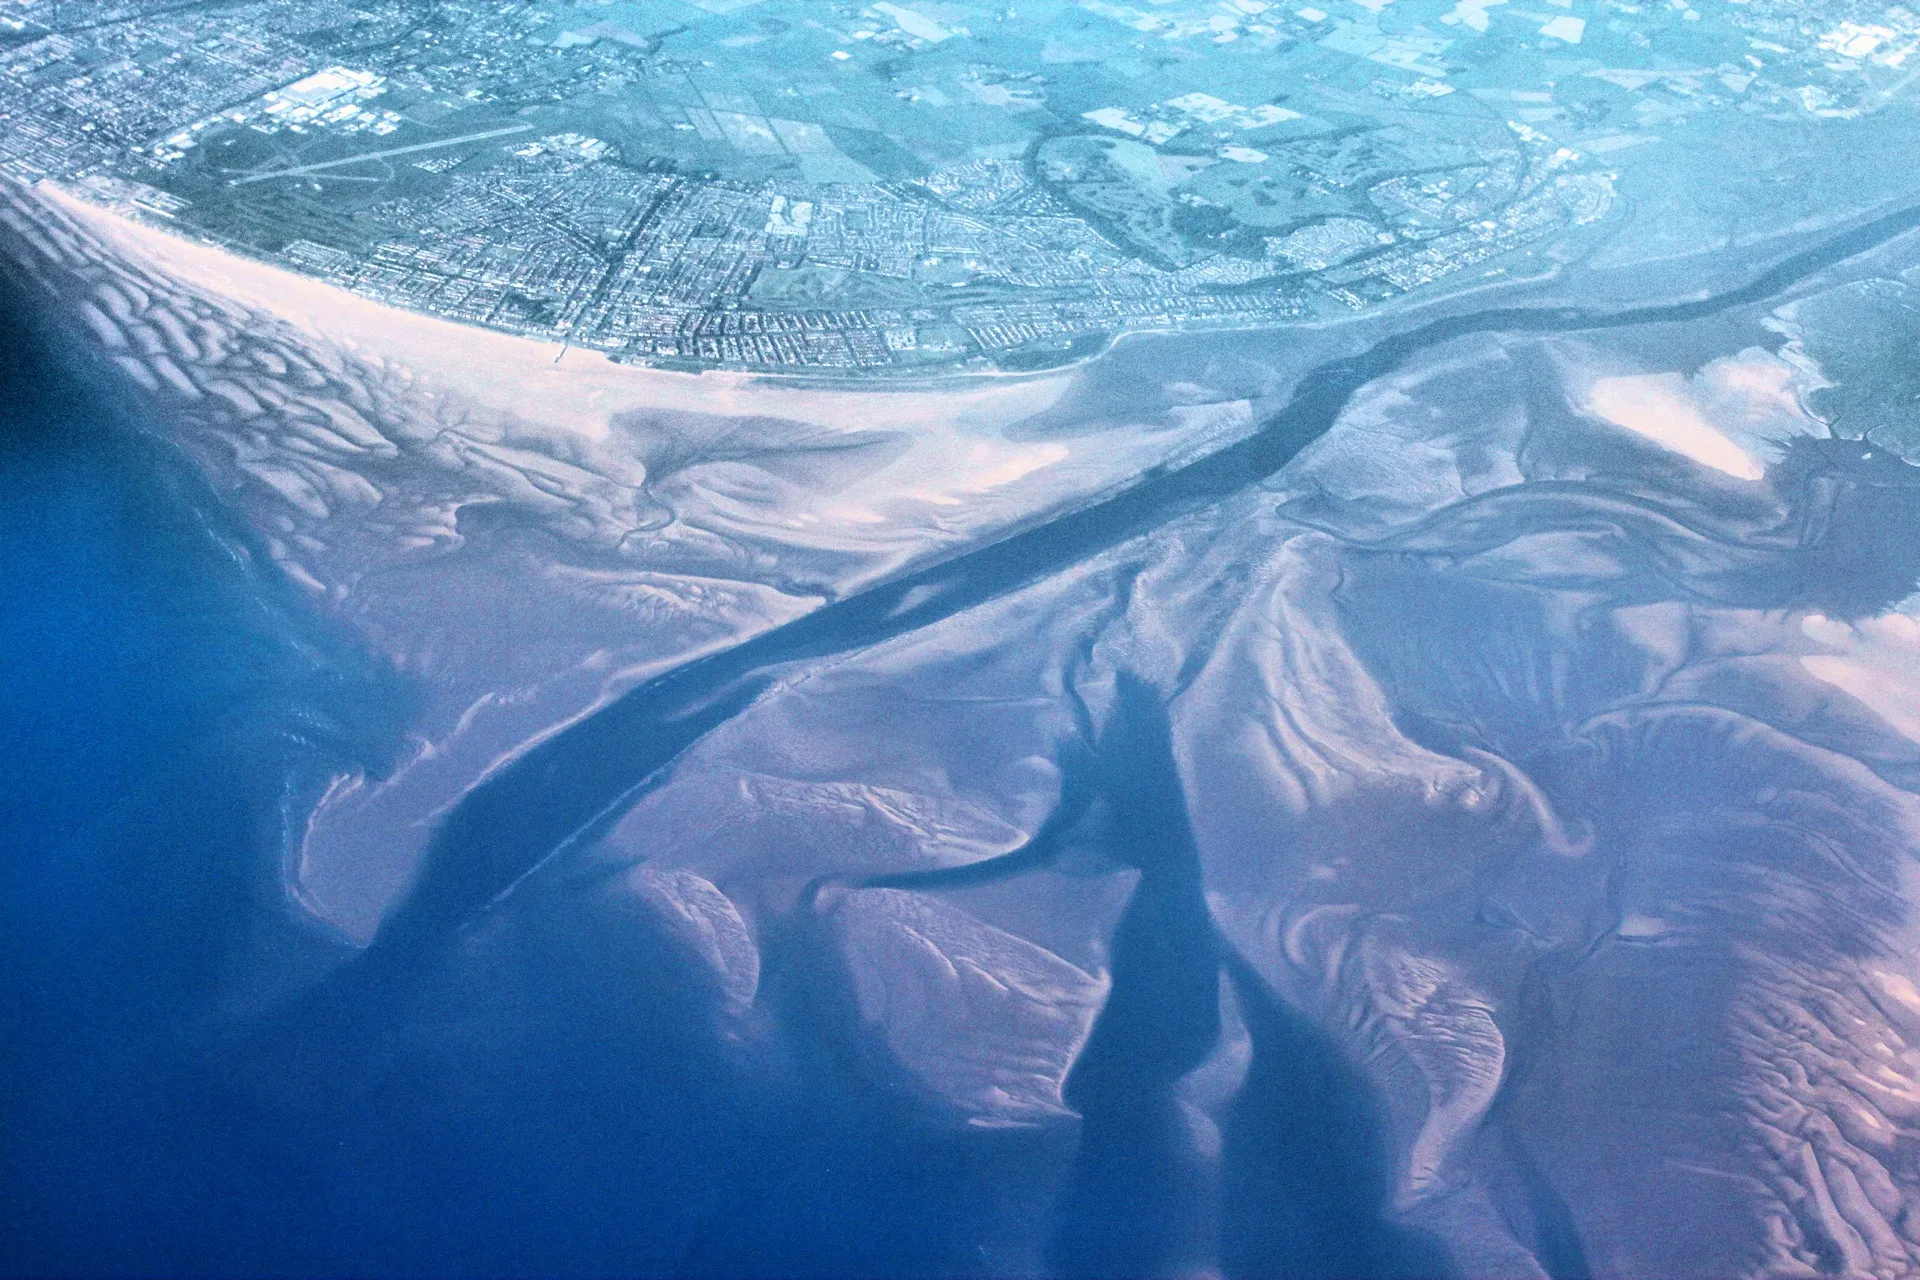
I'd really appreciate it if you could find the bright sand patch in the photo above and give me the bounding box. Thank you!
[1802,611,1920,743]
[1585,371,1765,480]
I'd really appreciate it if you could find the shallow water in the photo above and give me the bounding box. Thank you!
[13,200,1920,1277]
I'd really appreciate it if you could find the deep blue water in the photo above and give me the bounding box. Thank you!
[0,272,407,1274]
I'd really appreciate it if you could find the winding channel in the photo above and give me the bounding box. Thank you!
[365,199,1920,967]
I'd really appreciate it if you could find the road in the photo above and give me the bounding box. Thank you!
[228,124,535,186]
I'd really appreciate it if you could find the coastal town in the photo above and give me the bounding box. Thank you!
[0,0,1908,373]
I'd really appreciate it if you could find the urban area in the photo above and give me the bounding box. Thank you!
[0,0,1908,374]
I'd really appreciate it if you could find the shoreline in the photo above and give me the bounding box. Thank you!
[25,177,1080,439]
